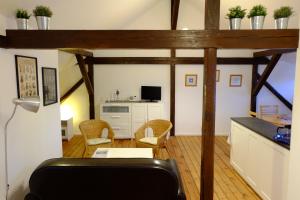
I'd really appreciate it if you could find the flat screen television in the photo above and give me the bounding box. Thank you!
[141,86,161,101]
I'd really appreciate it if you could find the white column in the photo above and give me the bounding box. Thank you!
[287,17,300,199]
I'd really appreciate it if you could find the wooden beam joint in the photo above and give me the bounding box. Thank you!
[252,54,282,96]
[76,54,94,96]
[257,74,293,110]
[60,48,93,57]
[60,78,84,103]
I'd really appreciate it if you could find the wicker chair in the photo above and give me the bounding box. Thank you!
[135,119,172,156]
[79,120,115,157]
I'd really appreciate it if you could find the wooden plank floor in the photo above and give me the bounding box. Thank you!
[63,136,261,200]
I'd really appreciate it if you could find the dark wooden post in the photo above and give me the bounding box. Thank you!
[88,60,95,119]
[250,64,258,112]
[170,49,176,136]
[201,48,217,200]
[170,0,180,136]
[201,0,220,199]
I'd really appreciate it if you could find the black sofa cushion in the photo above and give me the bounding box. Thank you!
[25,158,186,200]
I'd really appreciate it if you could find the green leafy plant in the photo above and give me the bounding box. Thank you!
[16,9,31,19]
[33,6,53,17]
[274,6,293,19]
[247,5,267,18]
[226,6,247,19]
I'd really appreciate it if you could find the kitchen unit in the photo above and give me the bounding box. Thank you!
[230,117,289,200]
[100,102,163,139]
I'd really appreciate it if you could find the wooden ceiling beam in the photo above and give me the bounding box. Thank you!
[171,0,180,30]
[87,57,269,65]
[60,78,84,103]
[75,54,94,96]
[59,48,93,57]
[5,30,299,49]
[254,48,297,57]
[252,54,282,96]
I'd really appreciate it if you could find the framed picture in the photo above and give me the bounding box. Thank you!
[229,74,242,87]
[15,55,39,98]
[42,67,58,106]
[216,70,220,82]
[185,74,197,87]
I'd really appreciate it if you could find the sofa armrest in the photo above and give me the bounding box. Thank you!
[168,159,186,200]
[24,193,40,200]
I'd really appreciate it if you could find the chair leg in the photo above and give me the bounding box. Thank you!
[165,146,170,158]
[82,147,87,158]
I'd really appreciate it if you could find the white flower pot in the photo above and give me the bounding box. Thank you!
[36,16,50,30]
[250,16,265,30]
[229,18,242,30]
[275,18,289,29]
[16,18,28,30]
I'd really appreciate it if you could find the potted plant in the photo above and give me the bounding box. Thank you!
[16,9,30,30]
[247,5,267,30]
[274,6,294,29]
[226,6,247,30]
[33,5,53,30]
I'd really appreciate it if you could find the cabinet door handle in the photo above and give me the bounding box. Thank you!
[112,127,121,130]
[111,116,121,118]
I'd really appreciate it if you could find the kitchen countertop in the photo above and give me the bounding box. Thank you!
[231,117,290,150]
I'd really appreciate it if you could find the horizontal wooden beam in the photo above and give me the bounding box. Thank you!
[60,78,84,103]
[257,74,293,110]
[252,54,282,96]
[87,57,269,65]
[254,48,297,57]
[59,48,93,57]
[0,35,7,47]
[5,29,299,49]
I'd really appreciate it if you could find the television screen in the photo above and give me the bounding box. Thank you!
[141,86,161,101]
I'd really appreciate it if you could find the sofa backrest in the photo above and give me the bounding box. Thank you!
[25,158,186,200]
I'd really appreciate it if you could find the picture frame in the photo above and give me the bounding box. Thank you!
[185,74,197,87]
[216,70,220,82]
[15,55,39,98]
[42,67,58,106]
[229,74,242,87]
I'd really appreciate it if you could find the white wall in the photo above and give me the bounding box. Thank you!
[257,53,296,116]
[0,49,62,200]
[175,49,253,135]
[58,51,89,134]
[94,64,170,120]
[287,16,300,200]
[0,13,6,35]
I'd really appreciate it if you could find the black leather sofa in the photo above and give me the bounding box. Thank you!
[25,158,186,200]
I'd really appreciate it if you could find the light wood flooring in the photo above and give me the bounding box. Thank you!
[63,136,261,200]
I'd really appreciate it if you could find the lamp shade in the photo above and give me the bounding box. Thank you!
[12,96,40,113]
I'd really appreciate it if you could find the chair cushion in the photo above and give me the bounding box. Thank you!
[139,137,158,145]
[87,138,111,145]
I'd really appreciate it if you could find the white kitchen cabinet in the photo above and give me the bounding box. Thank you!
[132,103,147,134]
[100,103,132,139]
[100,102,163,139]
[230,121,289,200]
[230,123,248,177]
[147,103,163,121]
